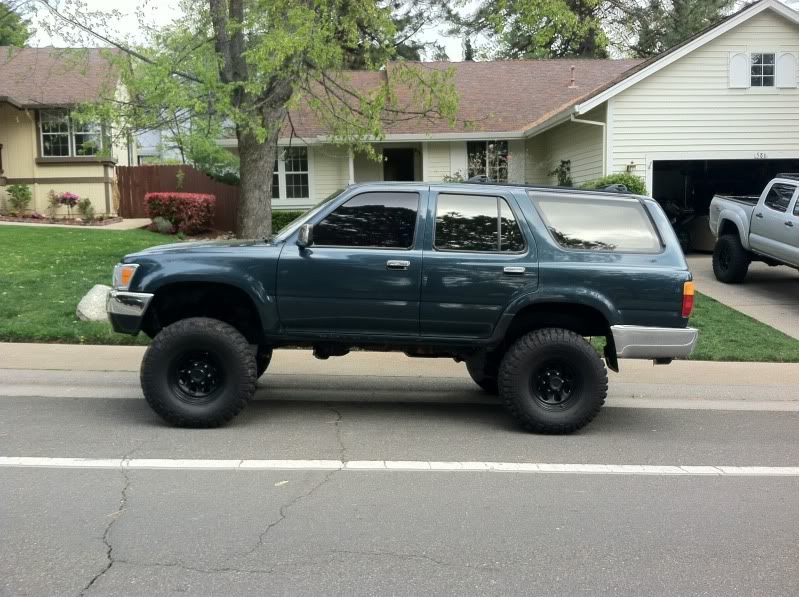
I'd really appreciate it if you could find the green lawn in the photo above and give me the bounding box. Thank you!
[0,226,172,344]
[1,225,798,361]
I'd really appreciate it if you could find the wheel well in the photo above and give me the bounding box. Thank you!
[142,282,264,344]
[503,303,611,348]
[718,219,740,238]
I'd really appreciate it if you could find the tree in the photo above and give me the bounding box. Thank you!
[610,0,738,57]
[449,0,609,59]
[41,0,458,238]
[0,1,32,46]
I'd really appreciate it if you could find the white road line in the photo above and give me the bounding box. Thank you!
[1,457,798,476]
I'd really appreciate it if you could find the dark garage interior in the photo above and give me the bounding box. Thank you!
[651,159,799,250]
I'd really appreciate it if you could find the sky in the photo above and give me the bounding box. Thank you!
[30,0,470,61]
[29,0,799,61]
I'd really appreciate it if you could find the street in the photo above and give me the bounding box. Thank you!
[1,349,798,596]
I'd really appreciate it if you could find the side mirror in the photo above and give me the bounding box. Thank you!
[296,224,314,248]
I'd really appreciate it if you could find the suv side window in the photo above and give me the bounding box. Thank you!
[434,194,525,253]
[764,183,796,213]
[313,192,419,248]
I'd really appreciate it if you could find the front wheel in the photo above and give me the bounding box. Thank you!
[498,328,608,434]
[141,317,257,427]
[713,234,750,283]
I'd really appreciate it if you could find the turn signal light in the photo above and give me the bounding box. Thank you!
[113,264,139,290]
[682,281,695,318]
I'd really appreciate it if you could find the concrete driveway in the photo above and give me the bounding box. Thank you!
[687,254,799,340]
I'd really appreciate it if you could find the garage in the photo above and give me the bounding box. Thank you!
[651,159,799,250]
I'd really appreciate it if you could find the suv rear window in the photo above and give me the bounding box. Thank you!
[533,195,661,253]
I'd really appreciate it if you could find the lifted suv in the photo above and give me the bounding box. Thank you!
[108,182,697,434]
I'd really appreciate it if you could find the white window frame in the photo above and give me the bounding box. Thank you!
[750,52,776,88]
[273,146,311,200]
[39,109,103,157]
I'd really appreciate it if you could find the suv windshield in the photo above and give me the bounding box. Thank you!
[272,189,345,241]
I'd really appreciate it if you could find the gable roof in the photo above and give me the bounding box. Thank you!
[570,0,799,117]
[284,58,642,141]
[0,47,119,109]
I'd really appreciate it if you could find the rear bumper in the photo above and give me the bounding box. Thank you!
[106,290,154,335]
[611,325,698,360]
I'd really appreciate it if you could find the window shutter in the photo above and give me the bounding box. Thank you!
[776,52,798,88]
[729,52,750,88]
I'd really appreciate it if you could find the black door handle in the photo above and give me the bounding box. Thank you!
[755,213,764,219]
[786,221,795,227]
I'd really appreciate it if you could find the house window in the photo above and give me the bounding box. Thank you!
[751,53,775,87]
[39,109,102,157]
[467,141,508,183]
[284,147,309,199]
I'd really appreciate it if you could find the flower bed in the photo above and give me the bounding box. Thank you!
[0,214,123,226]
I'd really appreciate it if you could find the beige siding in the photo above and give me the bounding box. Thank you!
[0,104,36,178]
[424,142,452,181]
[611,10,799,177]
[310,146,348,201]
[507,140,526,183]
[529,105,606,186]
[524,136,548,184]
[353,150,383,183]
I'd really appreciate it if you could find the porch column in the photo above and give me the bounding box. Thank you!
[347,148,355,184]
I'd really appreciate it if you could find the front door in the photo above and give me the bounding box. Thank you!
[276,190,424,336]
[383,148,416,181]
[750,182,799,264]
[420,190,538,338]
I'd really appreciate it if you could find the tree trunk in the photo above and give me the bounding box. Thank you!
[236,111,284,238]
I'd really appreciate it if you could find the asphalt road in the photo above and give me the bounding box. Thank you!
[2,364,798,596]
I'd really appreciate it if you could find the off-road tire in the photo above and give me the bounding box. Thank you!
[713,234,750,284]
[465,354,499,395]
[256,347,273,378]
[141,317,256,427]
[498,328,608,434]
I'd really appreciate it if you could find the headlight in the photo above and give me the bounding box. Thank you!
[112,263,139,290]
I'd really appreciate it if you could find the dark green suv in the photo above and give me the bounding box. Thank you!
[108,183,697,434]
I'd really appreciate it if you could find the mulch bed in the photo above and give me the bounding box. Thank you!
[0,215,123,226]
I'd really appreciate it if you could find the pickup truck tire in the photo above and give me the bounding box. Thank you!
[465,354,499,395]
[713,234,750,284]
[140,317,257,428]
[256,347,273,378]
[498,328,607,434]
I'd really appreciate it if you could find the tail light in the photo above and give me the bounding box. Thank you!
[682,281,695,318]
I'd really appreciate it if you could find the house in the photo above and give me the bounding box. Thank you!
[240,0,799,216]
[0,47,135,216]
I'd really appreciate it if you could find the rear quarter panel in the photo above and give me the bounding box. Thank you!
[516,192,692,329]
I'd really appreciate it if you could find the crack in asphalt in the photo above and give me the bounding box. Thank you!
[327,404,347,461]
[77,455,132,596]
[114,559,276,576]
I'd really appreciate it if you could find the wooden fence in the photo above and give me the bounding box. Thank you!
[116,165,240,231]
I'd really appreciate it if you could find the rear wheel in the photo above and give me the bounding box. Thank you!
[256,347,273,378]
[498,328,607,434]
[713,234,750,283]
[141,317,256,427]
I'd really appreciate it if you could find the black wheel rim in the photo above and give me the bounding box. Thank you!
[169,350,225,405]
[530,359,580,409]
[718,245,731,271]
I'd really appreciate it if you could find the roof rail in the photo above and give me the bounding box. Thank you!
[461,179,635,195]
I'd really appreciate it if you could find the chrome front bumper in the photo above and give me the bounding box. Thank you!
[611,325,698,360]
[107,290,154,334]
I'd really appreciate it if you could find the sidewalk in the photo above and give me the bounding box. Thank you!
[2,342,799,388]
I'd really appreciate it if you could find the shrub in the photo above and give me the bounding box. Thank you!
[581,173,646,196]
[272,210,304,233]
[7,184,32,213]
[76,198,95,222]
[151,216,176,235]
[46,191,61,219]
[145,192,215,235]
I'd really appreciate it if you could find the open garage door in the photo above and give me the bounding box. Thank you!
[652,159,799,251]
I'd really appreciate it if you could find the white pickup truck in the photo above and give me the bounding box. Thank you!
[709,174,799,283]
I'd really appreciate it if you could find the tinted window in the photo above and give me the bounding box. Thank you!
[313,192,419,248]
[435,194,525,252]
[764,183,796,213]
[535,195,661,253]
